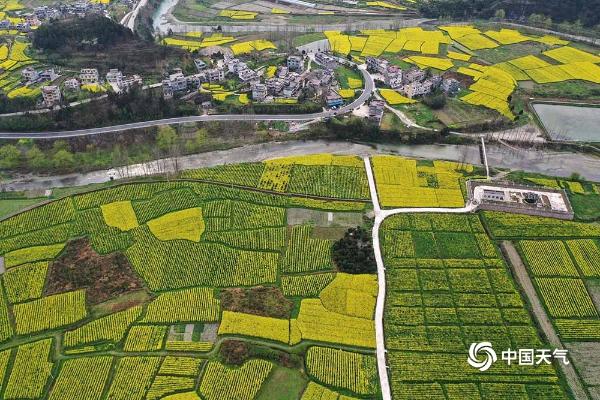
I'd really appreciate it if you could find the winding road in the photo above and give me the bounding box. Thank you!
[0,66,374,139]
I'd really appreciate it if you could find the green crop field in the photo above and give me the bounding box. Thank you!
[381,213,573,399]
[0,155,379,400]
[1,155,598,399]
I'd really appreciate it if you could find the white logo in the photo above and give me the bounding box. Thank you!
[468,342,497,372]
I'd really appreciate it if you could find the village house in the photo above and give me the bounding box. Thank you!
[79,68,99,85]
[287,55,303,72]
[41,85,61,106]
[251,83,267,101]
[63,78,80,91]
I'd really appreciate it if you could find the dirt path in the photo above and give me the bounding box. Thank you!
[501,241,590,400]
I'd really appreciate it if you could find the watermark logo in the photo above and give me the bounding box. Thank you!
[468,342,497,371]
[468,342,570,371]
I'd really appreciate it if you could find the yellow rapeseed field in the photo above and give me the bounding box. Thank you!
[147,208,205,242]
[100,201,139,231]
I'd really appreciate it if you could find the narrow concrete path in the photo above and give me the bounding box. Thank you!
[363,156,390,400]
[501,241,590,400]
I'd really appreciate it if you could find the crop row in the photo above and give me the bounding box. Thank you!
[565,239,600,277]
[305,346,378,395]
[198,359,273,400]
[180,162,265,188]
[203,226,286,251]
[126,227,278,291]
[13,289,87,334]
[281,272,336,297]
[132,188,200,224]
[281,226,333,274]
[142,287,220,324]
[521,240,579,276]
[146,375,196,400]
[0,197,74,239]
[3,261,48,304]
[300,381,361,400]
[64,305,143,348]
[4,339,54,400]
[105,356,161,400]
[483,211,600,238]
[48,356,112,400]
[535,278,598,318]
[124,325,168,352]
[286,164,370,199]
[159,356,203,376]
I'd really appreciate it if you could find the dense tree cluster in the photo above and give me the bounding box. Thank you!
[32,16,188,76]
[418,0,599,28]
[332,226,377,274]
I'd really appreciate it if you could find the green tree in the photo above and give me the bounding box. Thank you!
[156,125,178,152]
[494,9,505,20]
[52,140,70,153]
[0,144,21,169]
[52,149,75,169]
[25,145,47,170]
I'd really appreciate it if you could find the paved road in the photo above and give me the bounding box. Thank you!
[0,66,374,139]
[501,241,590,400]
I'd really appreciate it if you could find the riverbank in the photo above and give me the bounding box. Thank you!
[3,140,600,193]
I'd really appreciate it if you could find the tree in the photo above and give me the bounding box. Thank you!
[494,9,505,20]
[25,145,47,170]
[0,144,21,169]
[52,149,75,169]
[332,226,377,274]
[220,340,249,366]
[156,125,178,153]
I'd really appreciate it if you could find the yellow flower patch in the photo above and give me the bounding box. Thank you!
[100,201,139,231]
[219,10,257,19]
[379,89,416,105]
[147,208,205,242]
[405,56,454,70]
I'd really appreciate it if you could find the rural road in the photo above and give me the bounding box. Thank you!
[0,67,374,139]
[501,241,590,400]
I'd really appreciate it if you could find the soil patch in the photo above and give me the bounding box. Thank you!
[45,238,145,305]
[220,286,293,319]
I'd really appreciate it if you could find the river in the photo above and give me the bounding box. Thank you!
[3,140,599,192]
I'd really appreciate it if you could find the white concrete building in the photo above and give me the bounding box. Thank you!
[79,68,99,85]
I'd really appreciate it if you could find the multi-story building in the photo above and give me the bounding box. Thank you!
[402,79,434,98]
[287,55,303,72]
[368,100,385,125]
[79,68,99,85]
[266,78,284,95]
[442,78,461,96]
[121,75,142,91]
[207,68,225,82]
[404,67,426,84]
[21,67,39,82]
[251,83,267,101]
[106,69,124,87]
[238,67,256,82]
[194,59,207,71]
[39,69,58,82]
[63,78,80,90]
[384,66,403,89]
[41,85,61,106]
